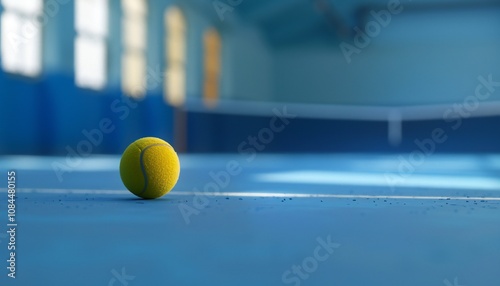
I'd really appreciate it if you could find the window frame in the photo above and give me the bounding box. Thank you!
[0,0,43,77]
[74,0,109,90]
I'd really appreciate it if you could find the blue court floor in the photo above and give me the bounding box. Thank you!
[0,154,499,286]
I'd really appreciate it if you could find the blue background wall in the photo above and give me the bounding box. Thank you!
[274,7,500,105]
[0,0,499,155]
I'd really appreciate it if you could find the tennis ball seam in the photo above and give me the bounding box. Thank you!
[138,143,171,197]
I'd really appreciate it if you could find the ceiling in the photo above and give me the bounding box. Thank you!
[206,0,500,46]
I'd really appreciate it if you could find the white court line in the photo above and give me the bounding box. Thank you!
[223,192,500,201]
[1,188,499,201]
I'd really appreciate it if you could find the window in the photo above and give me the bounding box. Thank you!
[0,0,43,76]
[122,0,147,98]
[75,0,108,90]
[203,28,221,106]
[165,6,186,106]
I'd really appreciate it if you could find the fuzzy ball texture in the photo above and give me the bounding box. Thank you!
[120,137,180,199]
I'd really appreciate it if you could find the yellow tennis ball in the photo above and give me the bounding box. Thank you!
[119,137,180,199]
